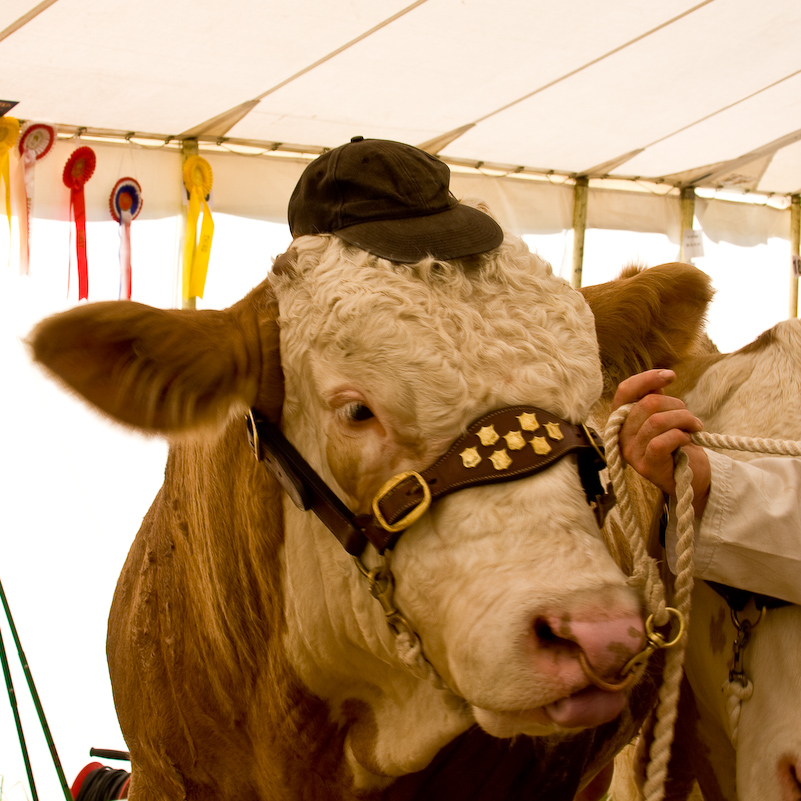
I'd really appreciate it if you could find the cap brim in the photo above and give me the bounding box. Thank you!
[334,203,504,262]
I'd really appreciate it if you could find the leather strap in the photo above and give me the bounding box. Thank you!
[705,580,791,611]
[247,411,369,555]
[361,406,609,552]
[247,405,613,556]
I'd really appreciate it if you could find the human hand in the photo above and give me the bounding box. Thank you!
[612,370,711,517]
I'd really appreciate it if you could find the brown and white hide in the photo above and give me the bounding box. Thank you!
[29,226,712,801]
[592,267,801,801]
[668,321,801,801]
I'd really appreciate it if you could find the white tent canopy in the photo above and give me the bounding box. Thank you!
[1,5,801,799]
[3,0,801,197]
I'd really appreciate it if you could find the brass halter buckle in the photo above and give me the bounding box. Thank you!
[578,607,686,692]
[371,471,432,534]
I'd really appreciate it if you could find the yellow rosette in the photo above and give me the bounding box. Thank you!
[0,116,20,237]
[182,155,214,301]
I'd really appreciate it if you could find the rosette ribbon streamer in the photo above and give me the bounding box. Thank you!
[182,156,214,301]
[109,178,143,299]
[18,123,55,275]
[62,147,96,300]
[0,116,20,241]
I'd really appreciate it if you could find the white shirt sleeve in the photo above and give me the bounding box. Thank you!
[665,449,801,606]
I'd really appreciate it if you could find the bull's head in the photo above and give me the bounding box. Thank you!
[29,228,712,791]
[268,232,651,769]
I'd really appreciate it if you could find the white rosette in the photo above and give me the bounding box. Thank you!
[18,123,55,274]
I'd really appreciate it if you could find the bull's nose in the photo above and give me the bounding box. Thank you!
[533,603,645,681]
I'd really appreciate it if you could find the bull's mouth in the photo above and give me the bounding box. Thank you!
[472,686,627,737]
[543,685,627,727]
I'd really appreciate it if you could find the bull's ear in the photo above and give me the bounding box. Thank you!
[580,262,714,396]
[29,279,283,436]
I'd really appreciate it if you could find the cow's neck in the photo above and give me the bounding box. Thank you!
[157,431,362,797]
[281,502,473,791]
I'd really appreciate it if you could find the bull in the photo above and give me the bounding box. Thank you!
[592,268,801,801]
[30,195,713,798]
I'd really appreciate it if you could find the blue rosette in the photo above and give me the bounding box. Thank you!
[109,177,143,223]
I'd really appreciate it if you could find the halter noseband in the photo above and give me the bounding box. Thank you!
[246,404,615,686]
[246,404,615,556]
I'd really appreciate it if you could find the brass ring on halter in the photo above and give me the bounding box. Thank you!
[646,607,686,649]
[578,650,642,692]
[578,607,686,692]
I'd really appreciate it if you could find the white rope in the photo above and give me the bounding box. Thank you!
[605,406,667,621]
[605,404,694,801]
[722,678,753,747]
[394,630,448,689]
[605,409,801,801]
[694,430,801,457]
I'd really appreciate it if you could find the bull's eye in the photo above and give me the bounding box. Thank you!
[345,402,375,422]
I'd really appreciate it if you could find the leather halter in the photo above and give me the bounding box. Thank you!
[246,405,615,557]
[706,581,790,612]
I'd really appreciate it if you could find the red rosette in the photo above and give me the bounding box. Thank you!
[62,146,96,300]
[109,177,143,223]
[62,146,96,189]
[19,122,55,160]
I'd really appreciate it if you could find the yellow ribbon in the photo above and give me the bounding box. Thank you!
[0,116,20,238]
[182,155,214,300]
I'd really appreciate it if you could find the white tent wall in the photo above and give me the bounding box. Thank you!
[0,136,798,801]
[7,137,796,305]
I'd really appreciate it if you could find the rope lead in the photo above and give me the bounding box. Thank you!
[605,406,801,801]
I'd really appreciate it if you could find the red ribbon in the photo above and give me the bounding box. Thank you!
[62,147,96,300]
[72,184,89,298]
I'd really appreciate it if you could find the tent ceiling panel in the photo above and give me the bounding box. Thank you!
[439,0,801,178]
[758,139,801,196]
[1,0,412,132]
[0,0,48,33]
[227,0,703,145]
[2,0,801,197]
[621,73,801,180]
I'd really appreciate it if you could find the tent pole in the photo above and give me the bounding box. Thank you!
[181,139,199,310]
[571,176,589,288]
[679,187,696,263]
[790,194,800,319]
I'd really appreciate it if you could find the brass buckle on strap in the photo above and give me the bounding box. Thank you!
[581,422,607,466]
[372,471,432,533]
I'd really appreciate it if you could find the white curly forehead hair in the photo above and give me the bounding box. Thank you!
[271,207,602,438]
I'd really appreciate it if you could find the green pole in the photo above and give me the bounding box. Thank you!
[0,578,73,801]
[0,621,39,801]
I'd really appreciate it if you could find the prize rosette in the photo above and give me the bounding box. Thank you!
[18,123,56,274]
[181,155,214,301]
[18,123,55,161]
[62,146,97,300]
[0,116,20,241]
[109,177,142,299]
